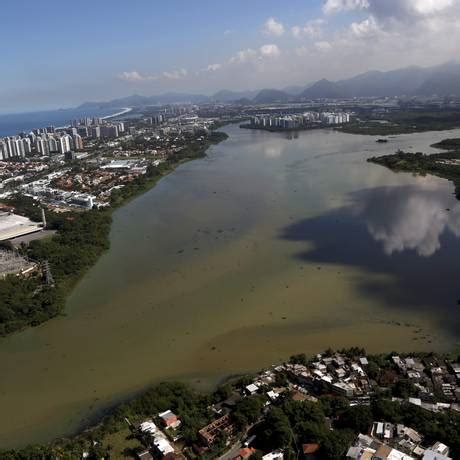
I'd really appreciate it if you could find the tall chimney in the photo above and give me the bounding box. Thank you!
[41,208,47,229]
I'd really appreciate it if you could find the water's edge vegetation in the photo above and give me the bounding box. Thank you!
[1,349,459,459]
[3,129,460,457]
[0,130,228,337]
[367,143,460,199]
[341,110,460,136]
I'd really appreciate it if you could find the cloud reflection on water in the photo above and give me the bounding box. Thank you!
[280,182,460,323]
[353,184,460,257]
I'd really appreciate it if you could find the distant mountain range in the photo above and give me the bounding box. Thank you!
[299,62,460,99]
[78,61,460,109]
[78,92,210,110]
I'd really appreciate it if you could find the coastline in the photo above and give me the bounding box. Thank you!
[101,107,133,120]
[0,106,133,137]
[55,107,133,130]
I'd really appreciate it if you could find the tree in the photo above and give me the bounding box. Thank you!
[233,396,265,429]
[319,395,349,418]
[295,420,326,443]
[371,398,403,423]
[289,353,307,366]
[366,361,381,380]
[337,405,373,433]
[319,429,355,460]
[256,407,292,451]
[392,379,418,399]
[213,383,233,402]
[281,400,325,428]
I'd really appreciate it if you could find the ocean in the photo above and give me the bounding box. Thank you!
[0,107,125,137]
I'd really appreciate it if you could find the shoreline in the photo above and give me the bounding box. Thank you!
[367,148,460,200]
[0,128,229,338]
[0,127,230,449]
[55,107,133,130]
[2,126,460,451]
[240,122,460,137]
[240,123,332,133]
[0,107,135,137]
[2,347,459,457]
[101,107,133,120]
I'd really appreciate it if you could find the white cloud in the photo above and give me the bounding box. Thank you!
[295,41,332,56]
[291,19,325,38]
[295,46,309,56]
[314,41,333,51]
[260,44,281,58]
[350,15,380,37]
[118,71,158,82]
[228,45,280,65]
[229,48,258,64]
[263,0,460,89]
[205,63,222,72]
[118,68,188,82]
[291,26,302,39]
[357,0,456,22]
[410,0,453,15]
[162,68,187,80]
[263,17,285,36]
[119,0,460,94]
[324,0,369,14]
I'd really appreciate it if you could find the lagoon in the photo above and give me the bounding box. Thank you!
[1,125,460,447]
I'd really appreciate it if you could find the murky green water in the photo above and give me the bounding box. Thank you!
[1,125,460,447]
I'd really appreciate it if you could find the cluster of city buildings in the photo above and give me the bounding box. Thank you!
[0,118,126,160]
[275,353,372,402]
[390,355,460,412]
[121,350,458,460]
[144,114,165,125]
[347,424,451,460]
[0,107,221,250]
[19,175,97,210]
[248,111,351,129]
[0,105,223,293]
[70,117,126,141]
[1,154,155,212]
[0,160,48,192]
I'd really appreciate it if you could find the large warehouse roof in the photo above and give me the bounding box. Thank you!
[0,212,42,241]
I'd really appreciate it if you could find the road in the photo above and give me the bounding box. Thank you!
[218,440,242,460]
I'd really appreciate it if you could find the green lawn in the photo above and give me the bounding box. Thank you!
[101,427,142,458]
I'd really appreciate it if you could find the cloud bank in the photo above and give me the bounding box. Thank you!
[118,0,460,93]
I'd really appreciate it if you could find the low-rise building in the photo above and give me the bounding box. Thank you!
[198,414,235,446]
[159,410,181,429]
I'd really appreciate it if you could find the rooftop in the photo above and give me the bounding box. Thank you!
[0,211,42,241]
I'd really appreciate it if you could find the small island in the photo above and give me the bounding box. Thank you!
[368,145,460,199]
[431,138,460,150]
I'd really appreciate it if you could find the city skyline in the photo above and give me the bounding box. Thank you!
[2,0,460,112]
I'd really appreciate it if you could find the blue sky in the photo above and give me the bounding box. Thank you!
[0,0,458,112]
